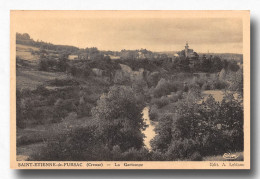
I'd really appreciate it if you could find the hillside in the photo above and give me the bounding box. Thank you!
[16,33,244,162]
[16,44,40,61]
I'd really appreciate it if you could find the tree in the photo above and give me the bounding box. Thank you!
[57,53,69,72]
[16,33,30,40]
[147,71,161,87]
[179,57,190,72]
[151,94,243,159]
[30,126,106,161]
[211,56,223,72]
[228,60,240,72]
[91,85,145,151]
[151,114,173,152]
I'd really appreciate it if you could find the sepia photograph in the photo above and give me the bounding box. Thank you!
[10,10,250,169]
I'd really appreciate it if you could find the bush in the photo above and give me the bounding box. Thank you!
[193,77,206,88]
[151,94,243,160]
[166,139,200,160]
[227,69,243,92]
[212,80,227,90]
[153,78,180,98]
[77,102,93,117]
[147,71,161,87]
[228,61,240,72]
[151,97,170,109]
[48,78,80,86]
[30,126,102,161]
[202,83,211,90]
[150,150,167,161]
[34,85,50,96]
[17,135,44,147]
[30,125,151,161]
[68,64,92,78]
[91,85,145,151]
[121,147,150,161]
[150,114,174,152]
[149,105,159,121]
[168,95,179,103]
[189,151,203,161]
[38,58,57,71]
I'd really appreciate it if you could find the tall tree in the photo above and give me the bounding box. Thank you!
[91,85,145,151]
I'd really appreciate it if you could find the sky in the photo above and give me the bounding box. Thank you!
[12,11,243,53]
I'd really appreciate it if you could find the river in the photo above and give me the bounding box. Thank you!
[142,107,157,150]
[141,90,239,150]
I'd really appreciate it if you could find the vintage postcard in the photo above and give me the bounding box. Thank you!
[10,10,250,169]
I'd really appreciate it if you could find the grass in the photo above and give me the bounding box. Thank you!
[16,43,70,90]
[16,44,40,51]
[16,44,40,61]
[16,69,68,90]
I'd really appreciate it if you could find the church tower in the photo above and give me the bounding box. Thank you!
[185,42,189,57]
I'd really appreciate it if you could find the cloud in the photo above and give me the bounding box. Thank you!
[14,13,243,53]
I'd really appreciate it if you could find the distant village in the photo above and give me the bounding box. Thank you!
[72,42,243,66]
[16,32,242,66]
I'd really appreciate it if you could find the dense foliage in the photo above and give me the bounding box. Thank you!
[17,33,244,161]
[151,95,243,160]
[30,85,148,161]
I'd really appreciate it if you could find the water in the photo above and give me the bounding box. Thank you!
[142,107,157,150]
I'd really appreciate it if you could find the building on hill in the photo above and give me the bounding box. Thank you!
[177,42,199,68]
[177,42,198,58]
[184,42,198,58]
[184,42,192,57]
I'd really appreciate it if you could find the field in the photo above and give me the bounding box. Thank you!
[16,44,70,90]
[16,69,68,90]
[16,44,40,61]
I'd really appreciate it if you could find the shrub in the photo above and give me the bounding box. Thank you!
[151,94,243,160]
[193,77,207,88]
[151,97,170,109]
[166,139,200,160]
[121,147,150,161]
[183,85,189,92]
[30,126,102,161]
[68,64,92,78]
[168,95,179,103]
[20,88,32,97]
[34,85,50,96]
[77,102,93,117]
[17,135,44,147]
[227,69,243,92]
[150,150,167,161]
[91,85,145,151]
[153,78,180,98]
[189,151,203,161]
[38,58,57,71]
[30,125,152,161]
[228,61,240,72]
[149,105,159,121]
[147,71,161,87]
[202,83,211,90]
[31,106,54,125]
[212,80,227,90]
[48,78,79,86]
[150,114,174,152]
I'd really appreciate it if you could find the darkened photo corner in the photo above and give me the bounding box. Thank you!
[11,11,249,169]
